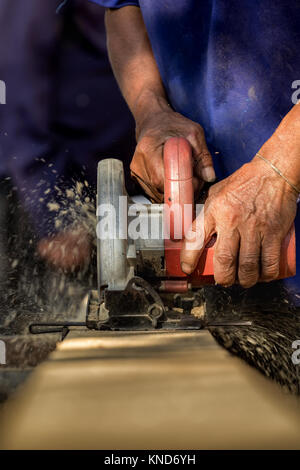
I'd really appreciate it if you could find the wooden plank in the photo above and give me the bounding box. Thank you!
[0,330,299,449]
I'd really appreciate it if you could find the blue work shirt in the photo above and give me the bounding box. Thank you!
[91,0,300,302]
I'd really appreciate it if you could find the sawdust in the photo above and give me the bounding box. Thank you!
[210,318,300,394]
[205,284,300,394]
[46,177,96,240]
[191,305,205,318]
[0,178,97,334]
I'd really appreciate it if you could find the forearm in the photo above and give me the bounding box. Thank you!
[258,104,300,189]
[105,6,169,133]
[105,6,215,196]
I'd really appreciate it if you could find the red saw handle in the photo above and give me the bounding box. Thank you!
[164,137,194,240]
[163,136,296,289]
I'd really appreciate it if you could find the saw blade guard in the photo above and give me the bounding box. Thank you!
[97,158,134,295]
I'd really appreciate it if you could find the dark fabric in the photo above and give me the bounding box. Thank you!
[90,0,139,7]
[0,0,135,237]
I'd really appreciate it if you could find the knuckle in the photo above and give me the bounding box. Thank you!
[188,124,204,139]
[215,251,236,268]
[239,259,258,275]
[195,151,212,166]
[214,210,237,230]
[137,140,149,155]
[262,256,279,279]
[187,130,197,141]
[263,253,279,268]
[267,220,282,233]
[207,185,219,198]
[206,196,218,212]
[150,172,163,189]
[200,150,212,160]
[137,136,153,155]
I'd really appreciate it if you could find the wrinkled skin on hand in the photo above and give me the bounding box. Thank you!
[181,158,298,288]
[37,228,92,272]
[130,108,216,202]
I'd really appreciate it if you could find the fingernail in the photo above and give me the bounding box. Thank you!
[202,166,216,182]
[181,262,192,274]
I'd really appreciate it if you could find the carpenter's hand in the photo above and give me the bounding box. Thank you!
[37,228,92,272]
[180,158,298,288]
[130,108,216,202]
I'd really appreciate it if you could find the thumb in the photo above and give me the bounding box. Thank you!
[180,208,215,274]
